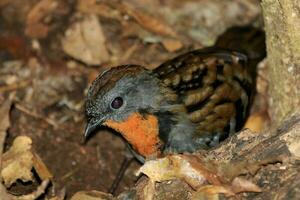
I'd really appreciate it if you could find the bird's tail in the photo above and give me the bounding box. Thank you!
[214,26,266,72]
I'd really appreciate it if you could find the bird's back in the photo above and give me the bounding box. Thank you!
[154,26,265,143]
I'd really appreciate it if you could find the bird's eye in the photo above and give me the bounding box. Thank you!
[111,97,123,109]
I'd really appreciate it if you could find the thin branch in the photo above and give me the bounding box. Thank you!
[15,104,59,129]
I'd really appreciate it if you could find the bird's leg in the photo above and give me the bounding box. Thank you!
[229,117,237,135]
[108,152,134,195]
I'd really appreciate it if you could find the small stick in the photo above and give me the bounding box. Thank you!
[15,104,59,129]
[60,167,80,181]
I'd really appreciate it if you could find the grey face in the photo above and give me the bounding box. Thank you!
[84,70,163,137]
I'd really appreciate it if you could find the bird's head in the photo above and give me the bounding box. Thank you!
[84,65,176,158]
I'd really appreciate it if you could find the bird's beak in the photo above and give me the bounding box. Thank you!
[84,118,105,139]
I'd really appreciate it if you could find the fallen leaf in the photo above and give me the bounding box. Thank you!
[32,153,53,180]
[62,14,109,65]
[1,135,53,187]
[0,100,51,200]
[136,155,219,190]
[120,2,178,38]
[162,38,183,52]
[77,0,122,21]
[1,136,34,187]
[244,112,268,133]
[25,0,59,38]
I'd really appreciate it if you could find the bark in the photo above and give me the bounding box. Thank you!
[208,113,300,199]
[261,0,300,126]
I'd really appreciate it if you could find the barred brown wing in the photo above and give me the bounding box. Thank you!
[154,48,254,136]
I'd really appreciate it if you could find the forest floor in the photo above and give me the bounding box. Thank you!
[0,0,273,199]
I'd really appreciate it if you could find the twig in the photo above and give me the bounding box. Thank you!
[60,167,80,181]
[15,104,59,129]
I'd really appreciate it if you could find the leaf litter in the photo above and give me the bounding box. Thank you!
[0,0,272,199]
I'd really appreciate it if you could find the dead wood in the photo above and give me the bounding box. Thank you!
[261,0,300,126]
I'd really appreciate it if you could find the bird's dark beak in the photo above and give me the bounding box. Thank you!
[84,118,105,139]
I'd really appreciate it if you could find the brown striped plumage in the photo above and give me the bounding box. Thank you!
[84,26,265,162]
[155,48,253,136]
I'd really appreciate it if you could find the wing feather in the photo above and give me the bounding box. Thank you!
[154,47,253,136]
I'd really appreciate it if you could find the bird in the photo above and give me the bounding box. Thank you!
[84,26,266,163]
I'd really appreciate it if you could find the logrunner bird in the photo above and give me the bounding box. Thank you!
[84,26,266,163]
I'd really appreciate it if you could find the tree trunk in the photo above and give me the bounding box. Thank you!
[261,0,300,126]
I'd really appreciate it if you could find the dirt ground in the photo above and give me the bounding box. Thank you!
[0,0,269,199]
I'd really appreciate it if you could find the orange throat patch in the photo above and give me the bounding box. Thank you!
[104,113,161,158]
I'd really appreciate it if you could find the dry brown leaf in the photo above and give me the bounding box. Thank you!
[25,0,59,38]
[77,0,122,21]
[70,191,115,200]
[1,136,52,188]
[120,2,178,38]
[162,38,183,52]
[136,155,218,190]
[244,112,268,133]
[32,153,53,180]
[62,14,109,65]
[1,136,34,187]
